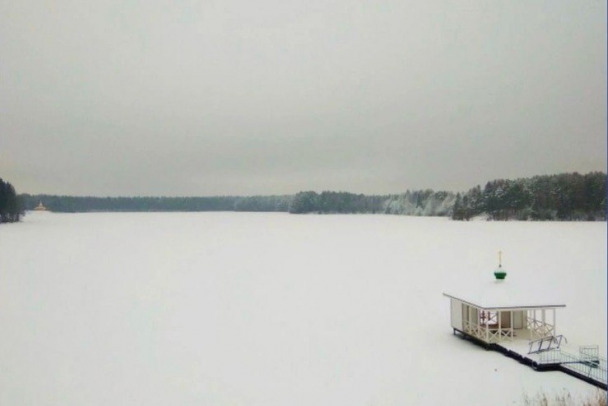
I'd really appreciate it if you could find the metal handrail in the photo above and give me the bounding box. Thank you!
[528,335,566,354]
[539,348,608,385]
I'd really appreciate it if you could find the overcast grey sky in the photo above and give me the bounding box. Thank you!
[1,1,606,196]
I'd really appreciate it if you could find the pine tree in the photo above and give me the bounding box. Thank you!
[0,178,23,223]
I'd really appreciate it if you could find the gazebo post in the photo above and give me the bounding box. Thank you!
[485,311,489,342]
[542,309,546,336]
[498,311,502,340]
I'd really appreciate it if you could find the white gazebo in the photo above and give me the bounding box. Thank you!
[443,254,607,389]
[443,255,566,346]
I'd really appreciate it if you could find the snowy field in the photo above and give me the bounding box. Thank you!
[0,212,605,405]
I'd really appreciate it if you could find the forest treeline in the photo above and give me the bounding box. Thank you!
[452,172,606,221]
[288,190,456,216]
[21,190,456,216]
[20,194,292,213]
[288,172,607,220]
[19,171,606,221]
[0,178,23,223]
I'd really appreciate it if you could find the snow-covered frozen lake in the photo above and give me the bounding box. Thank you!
[0,212,605,405]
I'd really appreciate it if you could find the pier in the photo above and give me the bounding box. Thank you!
[453,329,607,389]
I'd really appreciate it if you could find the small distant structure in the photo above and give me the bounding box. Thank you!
[34,202,48,211]
[443,252,606,389]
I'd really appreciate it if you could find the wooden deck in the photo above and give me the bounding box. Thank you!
[453,328,608,390]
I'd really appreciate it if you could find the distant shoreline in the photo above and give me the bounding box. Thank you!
[18,171,607,222]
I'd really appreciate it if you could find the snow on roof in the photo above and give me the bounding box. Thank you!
[443,269,566,310]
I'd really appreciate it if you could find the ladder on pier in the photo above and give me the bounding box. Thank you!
[528,335,567,354]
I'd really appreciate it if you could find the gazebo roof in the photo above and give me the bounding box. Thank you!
[443,269,566,310]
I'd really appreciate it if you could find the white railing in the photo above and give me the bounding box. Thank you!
[464,319,486,341]
[463,319,513,343]
[526,317,554,340]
